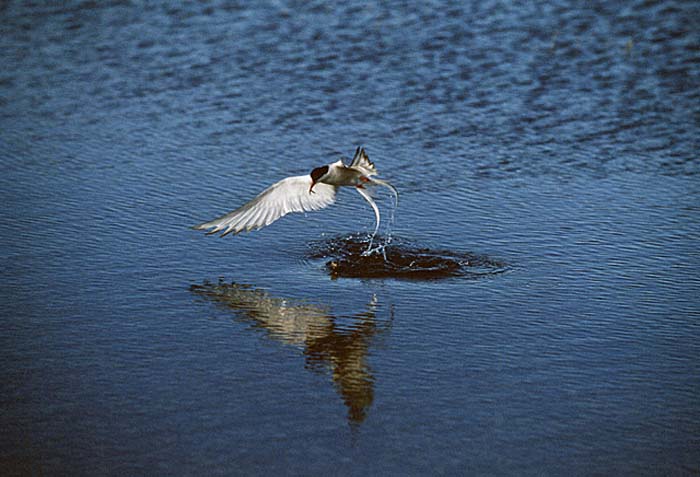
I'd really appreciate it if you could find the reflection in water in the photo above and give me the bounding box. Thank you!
[190,280,391,425]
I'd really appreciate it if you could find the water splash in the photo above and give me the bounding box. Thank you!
[309,234,509,280]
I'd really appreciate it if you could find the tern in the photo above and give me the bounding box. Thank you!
[193,146,398,238]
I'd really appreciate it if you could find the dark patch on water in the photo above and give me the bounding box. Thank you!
[308,234,509,280]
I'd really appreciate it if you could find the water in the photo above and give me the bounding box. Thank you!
[1,1,699,475]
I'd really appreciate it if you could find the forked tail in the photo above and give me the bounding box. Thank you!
[367,177,399,206]
[355,177,399,256]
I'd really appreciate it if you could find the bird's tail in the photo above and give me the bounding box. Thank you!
[367,177,399,206]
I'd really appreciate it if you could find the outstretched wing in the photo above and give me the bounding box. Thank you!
[350,146,377,176]
[194,175,337,236]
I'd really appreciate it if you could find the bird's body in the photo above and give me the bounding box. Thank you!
[193,147,397,237]
[319,160,366,186]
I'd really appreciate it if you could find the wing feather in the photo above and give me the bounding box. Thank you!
[194,175,337,236]
[350,146,377,176]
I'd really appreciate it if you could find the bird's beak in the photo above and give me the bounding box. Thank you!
[309,181,316,194]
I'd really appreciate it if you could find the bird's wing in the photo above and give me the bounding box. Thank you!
[194,175,337,236]
[350,146,377,176]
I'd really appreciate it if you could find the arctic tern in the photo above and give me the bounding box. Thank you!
[194,147,398,237]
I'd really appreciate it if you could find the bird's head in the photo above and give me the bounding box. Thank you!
[309,165,329,193]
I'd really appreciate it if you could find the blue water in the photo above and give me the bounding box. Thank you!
[1,1,699,475]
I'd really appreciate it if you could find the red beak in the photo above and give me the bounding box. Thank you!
[309,181,316,194]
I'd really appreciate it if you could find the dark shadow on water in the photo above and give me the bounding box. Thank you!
[190,280,391,427]
[308,234,509,280]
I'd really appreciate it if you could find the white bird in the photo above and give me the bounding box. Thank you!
[194,146,398,237]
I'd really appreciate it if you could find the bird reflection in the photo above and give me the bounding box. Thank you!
[190,280,391,425]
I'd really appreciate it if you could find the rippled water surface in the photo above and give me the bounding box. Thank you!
[1,1,699,475]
